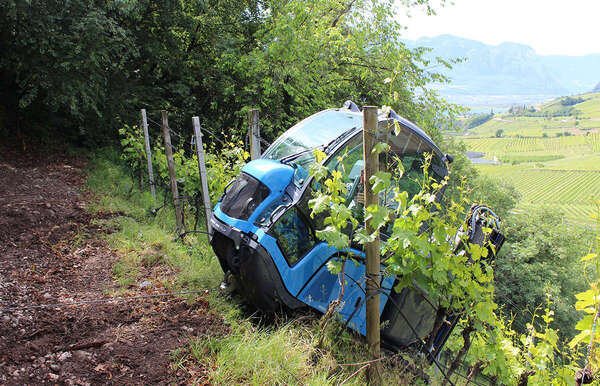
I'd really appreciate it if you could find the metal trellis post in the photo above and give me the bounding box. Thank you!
[141,109,156,201]
[161,110,183,234]
[192,117,213,236]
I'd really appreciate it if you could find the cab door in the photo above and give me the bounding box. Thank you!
[290,132,394,332]
[296,120,449,338]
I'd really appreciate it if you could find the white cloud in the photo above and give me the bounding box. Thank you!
[397,0,600,56]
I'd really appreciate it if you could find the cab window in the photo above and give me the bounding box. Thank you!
[324,122,445,230]
[270,207,316,265]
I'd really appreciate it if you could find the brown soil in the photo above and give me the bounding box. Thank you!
[0,144,227,385]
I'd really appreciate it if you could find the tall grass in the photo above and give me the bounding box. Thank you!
[85,147,422,385]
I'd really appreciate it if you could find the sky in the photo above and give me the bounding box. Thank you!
[397,0,600,56]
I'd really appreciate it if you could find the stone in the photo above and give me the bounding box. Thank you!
[73,350,91,361]
[139,281,151,289]
[57,352,71,362]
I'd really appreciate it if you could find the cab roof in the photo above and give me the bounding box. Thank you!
[340,100,448,162]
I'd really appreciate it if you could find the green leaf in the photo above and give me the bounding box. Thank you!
[369,171,391,194]
[326,259,343,275]
[329,203,353,226]
[402,237,411,249]
[474,301,497,324]
[316,225,349,250]
[365,204,389,231]
[575,289,598,310]
[394,190,408,210]
[569,330,590,349]
[309,162,328,181]
[372,142,390,155]
[353,228,376,244]
[309,195,329,216]
[407,204,421,217]
[393,121,402,136]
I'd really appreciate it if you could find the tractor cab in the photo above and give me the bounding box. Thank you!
[209,101,504,354]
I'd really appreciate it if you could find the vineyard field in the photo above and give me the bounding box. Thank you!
[460,92,600,227]
[463,134,600,162]
[476,165,600,226]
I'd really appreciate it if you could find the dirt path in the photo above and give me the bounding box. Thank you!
[0,145,225,385]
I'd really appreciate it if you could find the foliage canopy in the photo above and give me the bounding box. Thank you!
[0,0,456,148]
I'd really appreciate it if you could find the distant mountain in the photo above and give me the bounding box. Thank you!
[402,35,600,107]
[594,82,600,93]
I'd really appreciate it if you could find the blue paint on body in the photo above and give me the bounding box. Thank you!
[297,251,395,335]
[213,156,395,337]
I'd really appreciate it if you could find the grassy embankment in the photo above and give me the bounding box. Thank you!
[459,92,600,226]
[84,148,425,385]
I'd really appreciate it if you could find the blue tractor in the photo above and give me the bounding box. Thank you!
[209,101,504,355]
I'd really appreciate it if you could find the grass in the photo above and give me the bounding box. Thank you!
[180,317,347,385]
[543,92,600,117]
[84,147,426,385]
[86,148,216,292]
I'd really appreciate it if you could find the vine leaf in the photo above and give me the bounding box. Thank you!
[369,171,391,194]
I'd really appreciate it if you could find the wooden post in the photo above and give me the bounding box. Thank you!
[141,109,156,201]
[192,117,213,236]
[248,109,261,160]
[161,110,183,234]
[363,106,382,385]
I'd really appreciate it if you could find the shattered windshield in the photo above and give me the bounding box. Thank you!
[263,110,362,160]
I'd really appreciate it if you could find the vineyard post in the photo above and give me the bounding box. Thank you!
[161,110,184,234]
[141,109,156,201]
[248,109,260,160]
[363,106,382,385]
[192,117,213,236]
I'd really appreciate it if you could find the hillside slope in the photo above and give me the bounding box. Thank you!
[463,92,600,138]
[0,146,225,384]
[458,91,600,226]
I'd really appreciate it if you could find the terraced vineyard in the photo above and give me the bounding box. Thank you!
[464,134,598,162]
[477,165,600,225]
[460,92,600,227]
[587,133,600,152]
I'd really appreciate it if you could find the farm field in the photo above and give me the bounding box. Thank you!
[476,164,599,226]
[463,134,600,163]
[459,92,600,227]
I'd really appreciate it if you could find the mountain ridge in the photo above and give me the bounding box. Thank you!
[402,35,600,107]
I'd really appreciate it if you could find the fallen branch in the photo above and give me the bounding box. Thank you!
[340,363,370,385]
[68,339,109,351]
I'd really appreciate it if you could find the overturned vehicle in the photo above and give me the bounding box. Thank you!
[209,101,505,355]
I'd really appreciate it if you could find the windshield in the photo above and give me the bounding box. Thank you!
[263,110,363,160]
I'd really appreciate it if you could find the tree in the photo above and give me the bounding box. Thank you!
[0,0,457,150]
[0,0,135,142]
[494,207,589,339]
